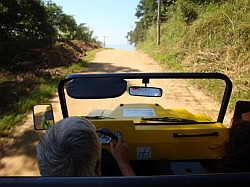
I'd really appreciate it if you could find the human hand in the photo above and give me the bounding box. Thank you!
[110,136,135,176]
[110,136,130,165]
[241,112,250,122]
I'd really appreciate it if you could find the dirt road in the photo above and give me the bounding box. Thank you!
[0,49,232,176]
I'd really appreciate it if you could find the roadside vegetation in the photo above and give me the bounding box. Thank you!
[0,48,101,137]
[0,1,100,43]
[127,0,249,111]
[0,0,104,136]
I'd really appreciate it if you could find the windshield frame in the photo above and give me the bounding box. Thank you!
[58,72,232,123]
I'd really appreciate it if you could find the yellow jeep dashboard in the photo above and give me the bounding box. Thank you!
[90,103,228,160]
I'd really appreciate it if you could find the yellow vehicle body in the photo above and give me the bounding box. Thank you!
[29,73,250,183]
[89,103,228,160]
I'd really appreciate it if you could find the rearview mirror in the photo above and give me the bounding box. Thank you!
[129,86,162,97]
[33,104,55,130]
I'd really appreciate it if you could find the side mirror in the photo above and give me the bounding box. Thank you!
[129,86,162,97]
[33,104,55,130]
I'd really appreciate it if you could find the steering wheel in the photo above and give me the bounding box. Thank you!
[96,128,119,144]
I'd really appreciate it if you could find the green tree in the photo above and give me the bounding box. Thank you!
[0,0,100,43]
[43,1,98,42]
[135,0,158,29]
[127,0,176,45]
[0,0,51,40]
[74,23,91,41]
[43,1,77,38]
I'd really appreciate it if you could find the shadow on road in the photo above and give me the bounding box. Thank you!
[0,128,44,173]
[81,62,141,73]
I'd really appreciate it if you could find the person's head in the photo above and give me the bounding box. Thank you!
[36,116,101,176]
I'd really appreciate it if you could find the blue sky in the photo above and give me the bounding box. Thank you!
[52,0,140,49]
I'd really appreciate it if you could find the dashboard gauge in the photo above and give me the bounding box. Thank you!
[97,128,112,144]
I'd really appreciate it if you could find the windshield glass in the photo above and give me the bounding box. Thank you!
[62,75,231,124]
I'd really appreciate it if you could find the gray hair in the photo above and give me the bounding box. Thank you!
[36,116,101,176]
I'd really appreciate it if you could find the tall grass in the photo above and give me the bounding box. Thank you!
[137,0,250,110]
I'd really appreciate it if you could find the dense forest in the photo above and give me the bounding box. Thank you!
[127,0,249,105]
[0,0,100,43]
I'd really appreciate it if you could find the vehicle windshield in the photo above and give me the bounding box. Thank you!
[60,73,232,125]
